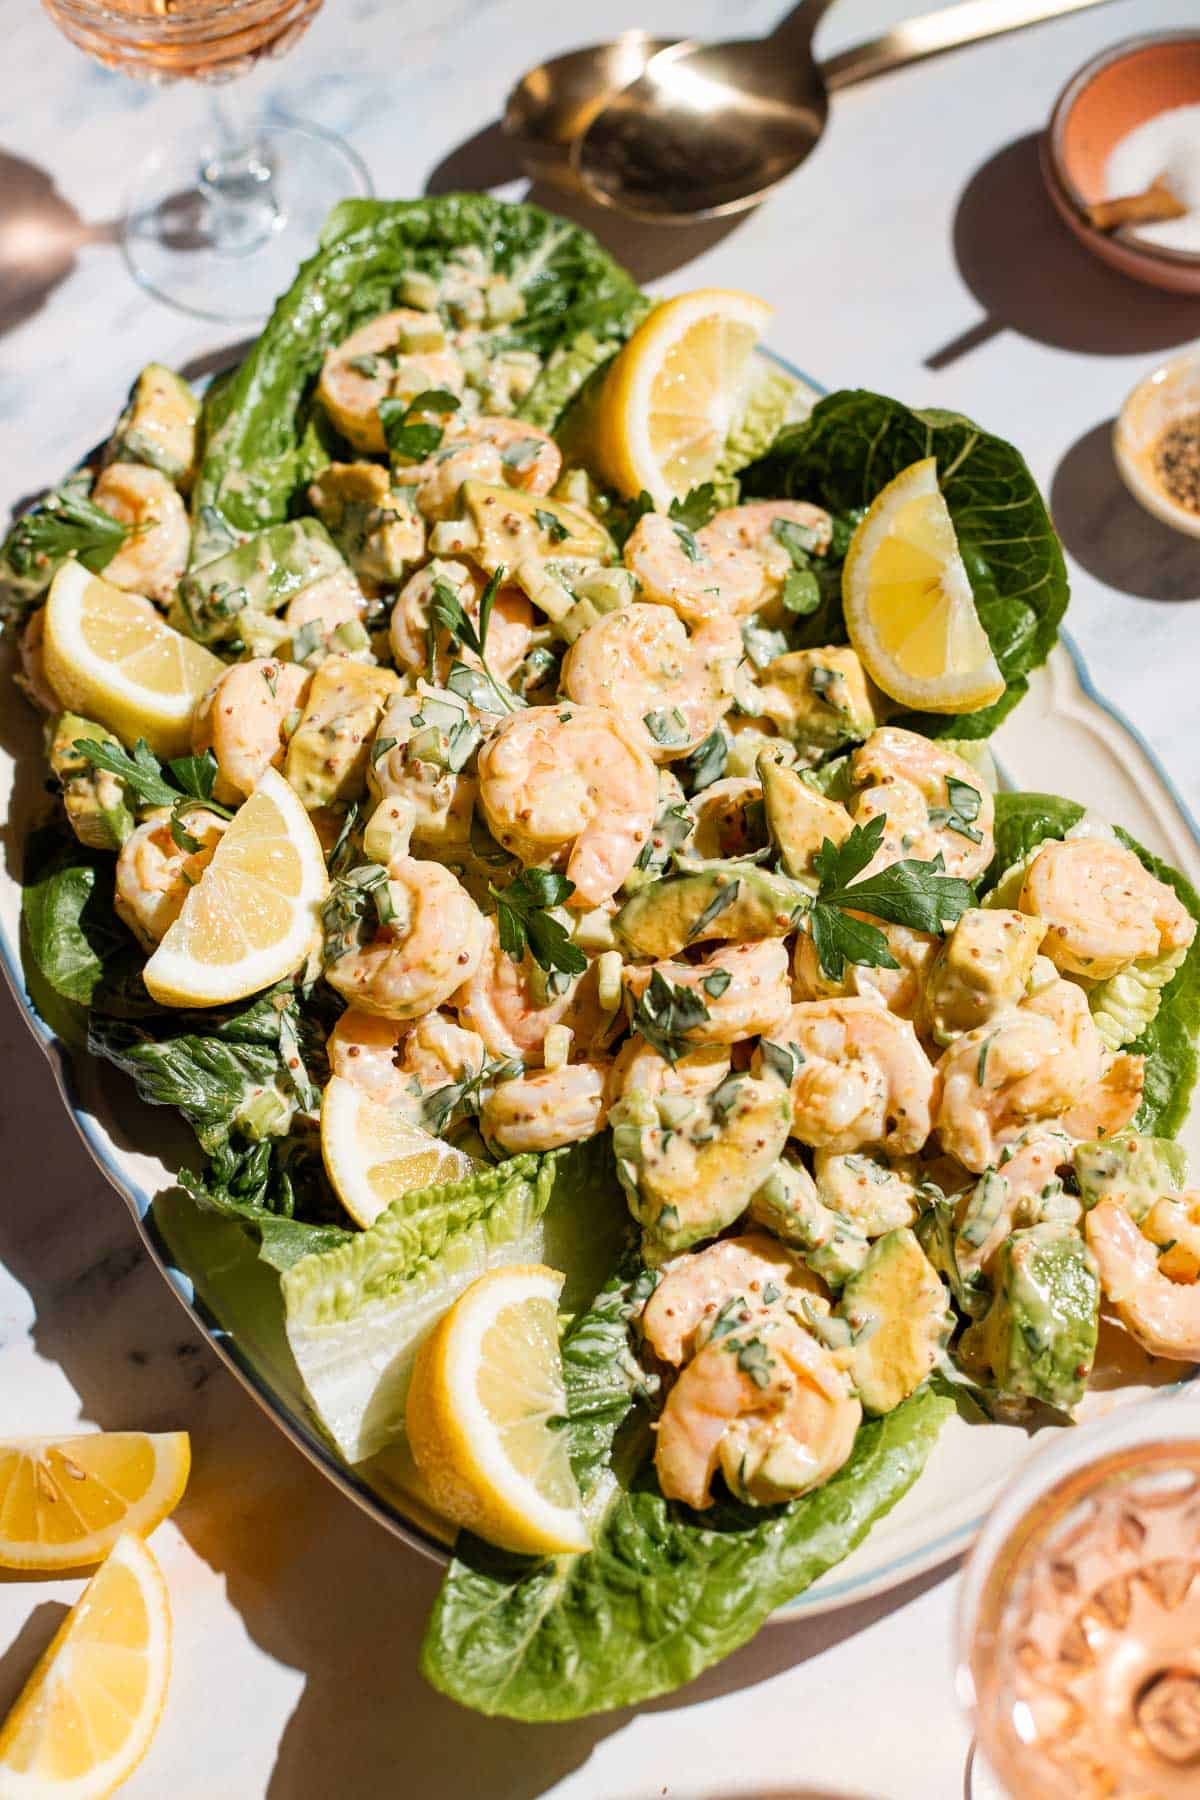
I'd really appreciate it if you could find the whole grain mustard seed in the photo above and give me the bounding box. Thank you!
[1155,410,1200,514]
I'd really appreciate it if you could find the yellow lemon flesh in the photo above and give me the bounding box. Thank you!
[320,1074,475,1229]
[0,1432,190,1571]
[406,1265,589,1556]
[842,456,1006,714]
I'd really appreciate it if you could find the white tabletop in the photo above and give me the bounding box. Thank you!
[1,0,1198,1794]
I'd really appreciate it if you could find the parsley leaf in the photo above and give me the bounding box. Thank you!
[534,506,569,543]
[806,815,974,980]
[72,737,232,854]
[631,968,710,1064]
[929,775,984,844]
[677,728,728,795]
[671,522,702,564]
[432,568,522,715]
[4,481,132,583]
[379,388,461,462]
[489,870,587,978]
[423,1052,522,1135]
[668,484,721,531]
[321,861,395,963]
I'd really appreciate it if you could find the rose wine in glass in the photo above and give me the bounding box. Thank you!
[42,0,372,321]
[959,1403,1200,1798]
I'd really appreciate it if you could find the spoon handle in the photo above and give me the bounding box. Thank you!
[822,0,1118,90]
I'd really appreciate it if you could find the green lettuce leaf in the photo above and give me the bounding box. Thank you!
[1089,946,1188,1053]
[193,195,645,543]
[421,1355,951,1720]
[982,792,1084,890]
[715,359,796,483]
[21,830,130,1008]
[744,391,1070,738]
[178,1139,351,1272]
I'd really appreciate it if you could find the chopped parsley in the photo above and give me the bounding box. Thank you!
[379,388,461,462]
[533,506,569,542]
[929,775,984,844]
[631,969,710,1064]
[489,869,586,978]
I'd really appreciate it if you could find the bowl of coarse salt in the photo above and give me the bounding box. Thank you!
[1042,31,1200,295]
[1115,351,1200,540]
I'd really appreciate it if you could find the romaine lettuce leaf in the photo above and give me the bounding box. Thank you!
[1089,946,1187,1053]
[177,1139,351,1272]
[21,829,130,1008]
[421,1280,951,1723]
[193,195,645,542]
[744,391,1070,738]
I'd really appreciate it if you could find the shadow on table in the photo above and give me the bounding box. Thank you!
[926,133,1200,372]
[1051,419,1200,604]
[0,148,119,341]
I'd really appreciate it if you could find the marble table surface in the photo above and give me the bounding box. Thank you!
[2,0,1199,1793]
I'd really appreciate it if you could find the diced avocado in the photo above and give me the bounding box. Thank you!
[49,713,135,851]
[173,520,347,644]
[108,365,199,489]
[614,861,808,960]
[961,1223,1100,1413]
[284,657,400,811]
[308,462,425,583]
[923,909,1046,1046]
[610,1073,792,1264]
[459,481,614,575]
[757,648,877,761]
[839,1228,952,1415]
[758,754,852,888]
[1073,1135,1188,1223]
[749,1154,869,1288]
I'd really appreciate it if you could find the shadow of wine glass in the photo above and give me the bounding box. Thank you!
[0,149,119,341]
[1050,420,1200,603]
[926,133,1200,371]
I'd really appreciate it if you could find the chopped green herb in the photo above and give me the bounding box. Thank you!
[929,776,984,845]
[534,506,570,543]
[702,968,733,999]
[489,869,586,978]
[806,816,974,981]
[686,878,741,942]
[631,968,710,1064]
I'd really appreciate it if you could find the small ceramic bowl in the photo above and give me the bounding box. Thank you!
[1042,31,1200,295]
[1114,350,1200,538]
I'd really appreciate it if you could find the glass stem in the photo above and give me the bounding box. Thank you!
[198,86,283,256]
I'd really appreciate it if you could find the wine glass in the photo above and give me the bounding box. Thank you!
[958,1399,1200,1798]
[42,0,373,322]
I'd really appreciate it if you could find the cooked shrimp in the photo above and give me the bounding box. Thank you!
[191,658,311,804]
[367,686,479,856]
[934,1001,1100,1174]
[850,727,995,881]
[324,856,486,1020]
[641,1233,829,1366]
[607,1039,731,1105]
[455,916,601,1065]
[758,999,936,1155]
[284,571,368,659]
[624,940,792,1047]
[1019,973,1145,1139]
[92,463,188,605]
[397,1009,486,1095]
[1143,1190,1200,1285]
[689,776,764,861]
[623,512,769,626]
[1086,1196,1200,1361]
[654,1312,861,1508]
[114,807,226,950]
[1019,835,1196,981]
[812,1150,921,1238]
[16,609,56,713]
[480,1059,609,1152]
[395,416,561,521]
[328,1007,485,1112]
[316,310,465,455]
[476,703,658,907]
[388,558,532,683]
[703,500,832,575]
[793,917,938,1021]
[561,605,740,764]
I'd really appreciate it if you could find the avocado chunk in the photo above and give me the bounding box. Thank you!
[749,1154,869,1288]
[923,908,1046,1046]
[757,647,878,761]
[456,481,615,574]
[108,364,199,490]
[614,861,809,960]
[961,1223,1100,1413]
[758,754,852,888]
[173,520,347,645]
[283,657,400,811]
[1073,1135,1189,1223]
[308,462,425,583]
[610,1071,792,1264]
[838,1228,952,1415]
[49,713,136,851]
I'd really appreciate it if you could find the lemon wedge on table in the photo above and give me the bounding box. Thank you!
[320,1074,474,1229]
[142,765,328,1007]
[842,456,1006,715]
[0,1532,171,1799]
[594,287,774,508]
[0,1432,190,1572]
[406,1265,590,1556]
[41,559,224,759]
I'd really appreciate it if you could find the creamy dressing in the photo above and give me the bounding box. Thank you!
[1105,103,1200,253]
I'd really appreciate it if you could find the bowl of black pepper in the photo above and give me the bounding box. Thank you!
[1114,351,1200,539]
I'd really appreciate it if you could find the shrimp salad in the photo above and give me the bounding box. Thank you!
[6,197,1198,1721]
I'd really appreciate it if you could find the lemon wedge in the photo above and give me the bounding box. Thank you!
[594,287,773,507]
[320,1074,474,1229]
[42,560,224,758]
[143,765,328,1007]
[0,1433,190,1572]
[406,1265,589,1556]
[0,1532,171,1799]
[842,456,1005,714]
